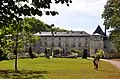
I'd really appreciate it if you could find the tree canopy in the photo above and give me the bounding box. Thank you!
[23,17,68,33]
[0,0,72,27]
[102,0,120,52]
[102,0,120,29]
[23,17,47,33]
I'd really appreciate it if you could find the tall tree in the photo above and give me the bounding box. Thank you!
[23,17,47,33]
[0,0,72,71]
[102,0,120,52]
[23,17,68,32]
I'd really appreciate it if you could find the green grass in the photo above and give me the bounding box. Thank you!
[0,58,120,79]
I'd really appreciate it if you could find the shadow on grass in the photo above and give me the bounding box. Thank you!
[0,70,47,79]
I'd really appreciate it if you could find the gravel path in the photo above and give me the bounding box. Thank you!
[88,57,120,69]
[100,59,120,69]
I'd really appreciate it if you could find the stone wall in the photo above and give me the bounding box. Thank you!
[34,36,90,53]
[24,32,105,56]
[90,35,104,54]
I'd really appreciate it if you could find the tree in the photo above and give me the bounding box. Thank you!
[102,0,120,52]
[52,27,68,32]
[23,17,67,58]
[0,0,72,27]
[23,32,40,59]
[0,0,72,71]
[23,17,48,33]
[109,28,120,52]
[23,17,68,33]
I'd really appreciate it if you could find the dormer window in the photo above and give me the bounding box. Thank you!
[80,32,83,34]
[54,32,57,34]
[67,31,69,34]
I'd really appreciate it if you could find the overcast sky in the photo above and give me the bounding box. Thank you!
[36,0,107,35]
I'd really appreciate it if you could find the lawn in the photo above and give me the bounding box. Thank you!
[0,58,120,79]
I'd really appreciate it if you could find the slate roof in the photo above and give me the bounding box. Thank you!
[34,31,90,37]
[93,25,106,36]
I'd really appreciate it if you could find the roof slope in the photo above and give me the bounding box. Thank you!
[93,25,105,36]
[34,31,90,36]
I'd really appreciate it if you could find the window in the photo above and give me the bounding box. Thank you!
[67,31,69,34]
[52,37,54,41]
[78,42,81,47]
[51,42,54,47]
[85,37,88,41]
[73,42,76,47]
[100,36,103,39]
[73,38,75,41]
[59,37,61,40]
[80,32,83,34]
[44,42,47,47]
[71,42,76,47]
[79,38,81,41]
[100,43,102,47]
[65,42,68,47]
[59,42,61,47]
[44,37,47,40]
[40,41,42,46]
[66,38,68,41]
[84,42,88,48]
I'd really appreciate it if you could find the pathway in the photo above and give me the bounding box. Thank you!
[100,59,120,69]
[88,57,120,69]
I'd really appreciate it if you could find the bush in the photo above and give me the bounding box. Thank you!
[96,49,104,58]
[33,52,40,58]
[0,53,9,61]
[39,52,45,57]
[71,48,82,57]
[7,53,15,60]
[53,47,62,56]
[19,52,40,59]
[91,49,104,58]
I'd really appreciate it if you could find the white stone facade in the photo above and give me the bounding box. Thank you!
[33,31,104,55]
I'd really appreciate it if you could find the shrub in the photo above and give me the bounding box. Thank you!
[33,52,40,58]
[7,53,15,60]
[40,52,45,57]
[53,47,62,56]
[91,49,104,58]
[71,48,77,53]
[71,48,82,56]
[96,49,104,58]
[0,53,9,61]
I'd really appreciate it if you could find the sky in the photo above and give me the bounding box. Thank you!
[36,0,108,35]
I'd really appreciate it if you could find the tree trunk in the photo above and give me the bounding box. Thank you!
[29,45,34,59]
[15,33,18,71]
